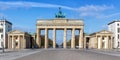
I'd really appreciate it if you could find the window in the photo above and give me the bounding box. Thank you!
[8,25,11,28]
[102,37,104,40]
[1,42,3,46]
[118,34,119,39]
[0,23,3,26]
[0,29,3,32]
[118,24,119,26]
[118,28,120,33]
[7,28,11,32]
[1,34,3,39]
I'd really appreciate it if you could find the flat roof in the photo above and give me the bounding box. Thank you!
[0,20,12,25]
[36,18,84,26]
[37,18,84,21]
[108,20,120,25]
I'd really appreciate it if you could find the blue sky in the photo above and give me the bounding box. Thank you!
[0,0,120,44]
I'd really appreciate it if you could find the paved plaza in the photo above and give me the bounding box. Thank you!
[0,49,42,60]
[0,49,120,60]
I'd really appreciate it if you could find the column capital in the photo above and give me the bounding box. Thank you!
[64,28,67,30]
[72,28,75,30]
[18,35,20,38]
[53,28,56,29]
[12,35,14,37]
[45,28,48,30]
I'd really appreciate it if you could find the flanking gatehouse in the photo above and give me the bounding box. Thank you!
[7,30,32,49]
[89,30,113,49]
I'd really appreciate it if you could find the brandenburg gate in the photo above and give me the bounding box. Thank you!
[36,8,84,49]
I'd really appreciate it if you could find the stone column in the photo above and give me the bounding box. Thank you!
[18,35,20,49]
[36,28,41,48]
[104,36,106,49]
[98,36,102,49]
[8,35,10,48]
[45,28,48,49]
[12,35,13,48]
[23,35,26,48]
[104,36,108,49]
[53,28,56,48]
[95,35,98,48]
[108,36,110,49]
[9,36,11,48]
[100,36,103,49]
[79,29,83,48]
[108,36,111,49]
[63,28,67,48]
[10,36,12,48]
[110,36,113,49]
[105,36,109,49]
[98,36,100,49]
[71,28,75,48]
[12,35,15,49]
[84,37,86,49]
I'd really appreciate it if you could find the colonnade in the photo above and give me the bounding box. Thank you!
[96,35,113,49]
[36,28,83,49]
[8,35,25,49]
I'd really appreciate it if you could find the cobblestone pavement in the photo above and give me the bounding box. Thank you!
[16,49,120,60]
[1,48,120,60]
[87,49,120,56]
[0,49,42,60]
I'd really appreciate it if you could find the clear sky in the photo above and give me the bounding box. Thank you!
[0,0,120,44]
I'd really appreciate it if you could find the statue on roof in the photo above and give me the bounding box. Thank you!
[55,7,66,18]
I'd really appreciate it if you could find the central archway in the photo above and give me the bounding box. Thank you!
[36,18,84,49]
